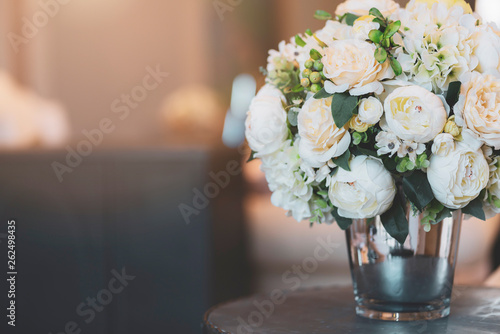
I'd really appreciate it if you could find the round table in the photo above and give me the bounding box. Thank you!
[203,286,500,334]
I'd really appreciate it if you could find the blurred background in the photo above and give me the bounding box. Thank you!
[0,0,499,333]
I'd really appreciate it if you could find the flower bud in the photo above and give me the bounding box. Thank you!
[302,69,312,78]
[314,60,324,71]
[310,72,322,84]
[310,84,322,93]
[349,116,369,133]
[444,120,460,137]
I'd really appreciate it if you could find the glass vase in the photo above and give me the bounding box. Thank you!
[346,208,463,321]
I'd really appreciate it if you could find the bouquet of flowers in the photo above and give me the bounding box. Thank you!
[245,0,500,243]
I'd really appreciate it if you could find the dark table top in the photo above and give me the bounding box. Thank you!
[203,286,500,334]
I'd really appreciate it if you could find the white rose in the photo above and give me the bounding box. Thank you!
[427,142,489,209]
[454,72,500,149]
[322,39,393,96]
[298,96,351,167]
[431,133,455,157]
[470,24,500,76]
[245,85,288,155]
[336,0,399,17]
[384,86,447,143]
[352,15,380,40]
[328,156,396,219]
[358,97,383,125]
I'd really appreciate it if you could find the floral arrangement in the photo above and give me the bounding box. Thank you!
[245,0,500,243]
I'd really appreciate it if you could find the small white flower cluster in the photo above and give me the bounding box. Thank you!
[245,0,500,229]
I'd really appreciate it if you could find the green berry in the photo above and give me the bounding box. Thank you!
[314,60,324,71]
[353,132,362,145]
[301,78,311,88]
[302,69,312,78]
[310,84,321,93]
[310,72,321,84]
[305,59,314,69]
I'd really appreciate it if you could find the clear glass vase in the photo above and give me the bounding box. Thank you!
[346,208,463,321]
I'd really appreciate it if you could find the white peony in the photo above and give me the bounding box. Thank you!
[384,86,447,143]
[470,24,500,76]
[315,20,353,46]
[336,0,399,17]
[427,142,489,209]
[431,133,455,157]
[409,0,472,14]
[260,140,314,222]
[358,97,384,125]
[454,72,500,149]
[245,85,288,155]
[322,39,393,96]
[298,96,351,167]
[328,156,396,219]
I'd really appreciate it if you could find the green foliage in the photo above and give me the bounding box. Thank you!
[310,48,323,60]
[402,171,434,211]
[295,35,306,47]
[375,47,388,63]
[380,195,409,244]
[462,196,486,220]
[385,21,401,38]
[446,81,462,109]
[332,207,352,230]
[390,57,402,76]
[314,10,333,20]
[334,149,351,171]
[313,88,333,99]
[369,29,383,44]
[331,92,359,128]
[344,13,360,26]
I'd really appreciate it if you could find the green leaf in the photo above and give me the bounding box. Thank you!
[305,29,313,36]
[310,48,322,60]
[369,7,384,21]
[317,190,328,196]
[353,146,379,157]
[462,197,486,220]
[390,58,403,76]
[287,109,298,126]
[446,81,462,108]
[313,88,332,99]
[247,151,257,163]
[434,207,452,224]
[380,196,409,244]
[374,47,388,63]
[331,92,359,128]
[334,149,351,171]
[314,10,333,20]
[332,207,352,230]
[344,13,360,26]
[295,35,306,47]
[373,18,386,28]
[369,29,383,44]
[384,20,401,38]
[402,171,434,211]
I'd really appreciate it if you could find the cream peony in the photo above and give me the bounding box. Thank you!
[358,97,384,125]
[322,39,393,96]
[454,72,500,149]
[245,85,288,155]
[431,133,455,157]
[336,0,399,17]
[427,142,489,209]
[328,156,396,219]
[384,86,447,143]
[411,0,472,14]
[470,24,500,77]
[298,96,351,167]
